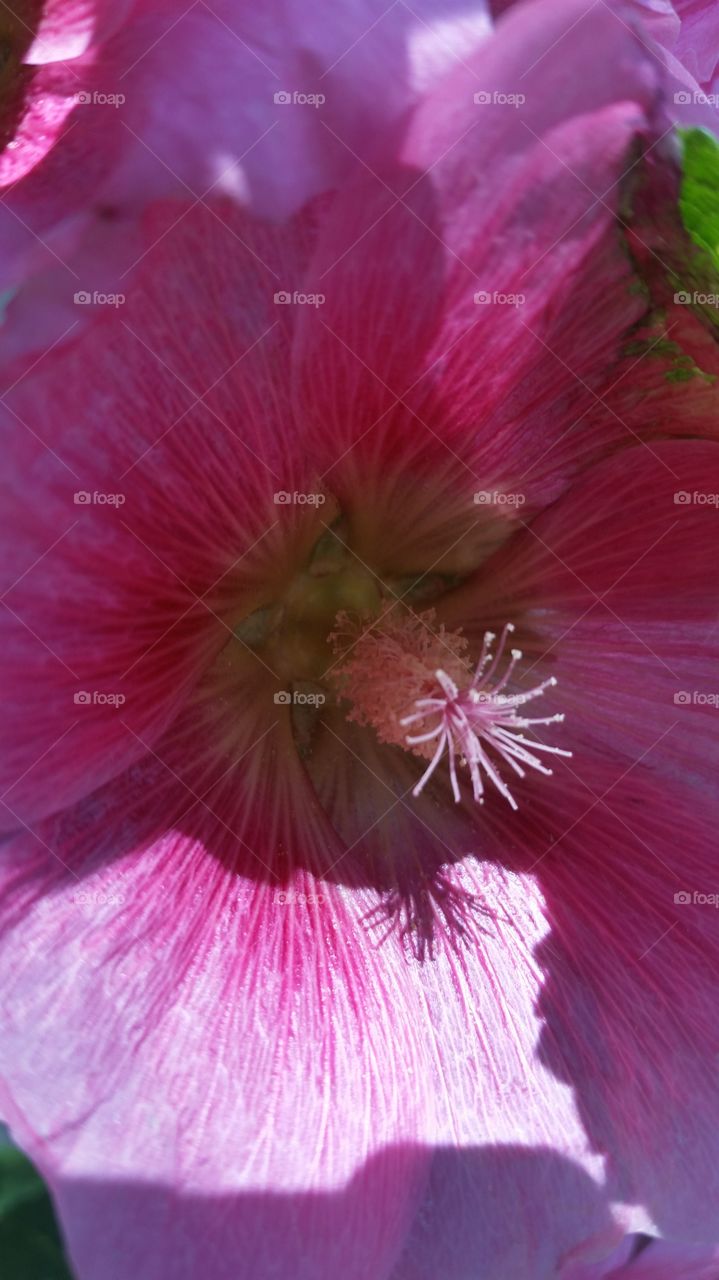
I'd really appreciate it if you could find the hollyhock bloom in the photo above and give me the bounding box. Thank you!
[0,0,491,357]
[1,1,719,1278]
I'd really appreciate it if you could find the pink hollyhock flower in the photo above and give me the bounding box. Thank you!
[0,0,491,356]
[1,1,719,1277]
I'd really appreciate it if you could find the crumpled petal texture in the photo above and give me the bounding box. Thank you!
[0,0,493,356]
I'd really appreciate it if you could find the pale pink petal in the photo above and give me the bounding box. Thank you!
[562,1234,719,1278]
[386,764,719,1275]
[298,706,719,1270]
[492,0,719,127]
[0,0,493,334]
[0,742,613,1280]
[673,0,719,91]
[91,0,493,217]
[26,0,132,64]
[0,664,435,1280]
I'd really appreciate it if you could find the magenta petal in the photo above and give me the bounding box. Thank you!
[0,200,318,830]
[535,769,719,1242]
[293,0,669,530]
[441,439,719,789]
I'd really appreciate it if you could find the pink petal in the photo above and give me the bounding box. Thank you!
[492,1,719,120]
[0,0,493,336]
[389,763,719,1274]
[673,0,719,91]
[0,664,436,1279]
[562,1234,719,1278]
[98,0,493,217]
[300,707,719,1271]
[26,0,132,64]
[440,439,719,790]
[535,770,719,1243]
[292,0,668,541]
[0,200,320,830]
[4,612,717,1275]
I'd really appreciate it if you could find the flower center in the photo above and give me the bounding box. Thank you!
[245,535,383,684]
[236,520,569,809]
[330,611,570,809]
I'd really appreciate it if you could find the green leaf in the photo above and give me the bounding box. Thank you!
[0,1146,74,1279]
[679,127,719,272]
